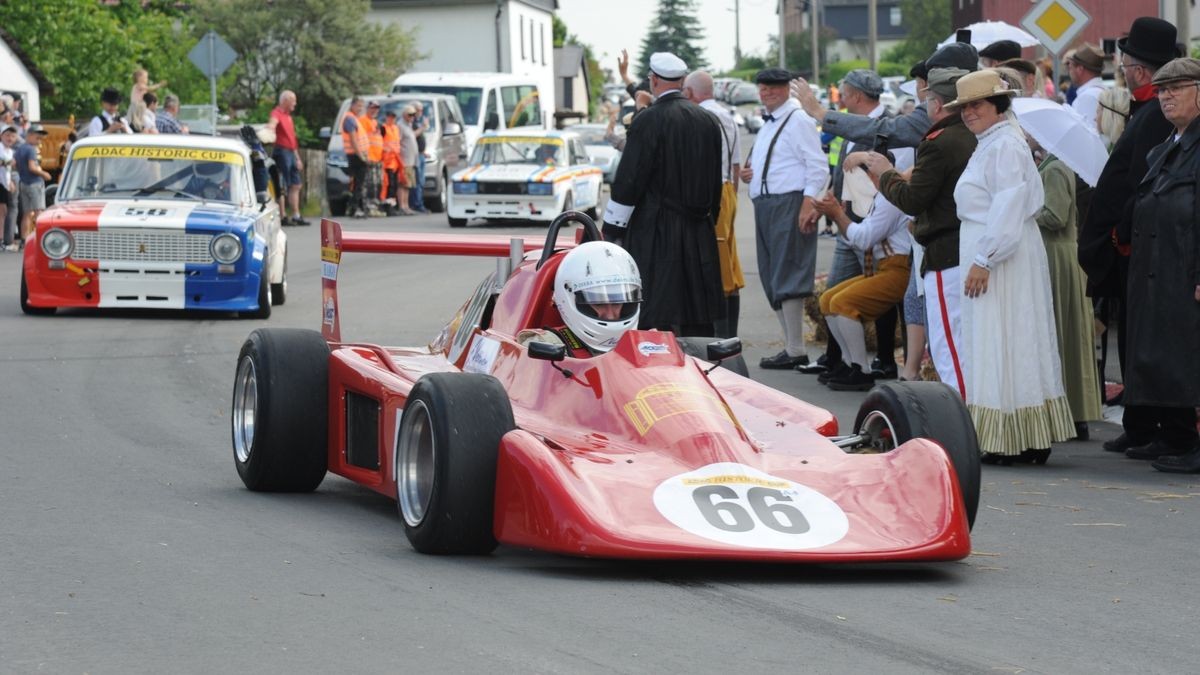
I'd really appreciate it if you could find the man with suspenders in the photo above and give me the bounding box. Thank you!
[740,68,829,369]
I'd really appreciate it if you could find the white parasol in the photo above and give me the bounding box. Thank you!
[939,21,1040,49]
[1011,97,1109,187]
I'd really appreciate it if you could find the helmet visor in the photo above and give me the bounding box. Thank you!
[575,283,642,321]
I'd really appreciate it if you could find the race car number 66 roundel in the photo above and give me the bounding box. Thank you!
[653,463,849,550]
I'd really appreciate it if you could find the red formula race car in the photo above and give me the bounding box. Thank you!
[231,213,981,562]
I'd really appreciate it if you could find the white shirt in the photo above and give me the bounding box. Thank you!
[699,98,741,183]
[843,147,915,261]
[953,121,1045,270]
[0,144,13,190]
[1070,77,1104,133]
[746,98,828,200]
[87,110,132,136]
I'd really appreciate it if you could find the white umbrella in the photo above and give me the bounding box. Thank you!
[939,21,1040,49]
[1011,97,1109,187]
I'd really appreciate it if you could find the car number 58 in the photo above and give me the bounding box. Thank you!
[653,463,849,550]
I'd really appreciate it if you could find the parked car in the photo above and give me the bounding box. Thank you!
[21,133,286,318]
[729,82,764,133]
[446,130,602,227]
[321,93,468,216]
[567,123,620,183]
[392,72,547,155]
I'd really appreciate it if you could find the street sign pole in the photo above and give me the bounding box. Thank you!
[208,32,218,136]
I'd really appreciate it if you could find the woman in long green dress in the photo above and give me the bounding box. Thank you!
[1033,149,1102,438]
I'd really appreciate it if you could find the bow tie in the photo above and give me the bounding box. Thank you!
[762,113,775,122]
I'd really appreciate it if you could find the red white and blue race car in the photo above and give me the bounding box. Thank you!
[231,213,980,562]
[21,134,286,317]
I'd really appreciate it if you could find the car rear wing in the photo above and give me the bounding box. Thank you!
[319,218,551,342]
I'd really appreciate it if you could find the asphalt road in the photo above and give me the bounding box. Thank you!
[2,175,1197,674]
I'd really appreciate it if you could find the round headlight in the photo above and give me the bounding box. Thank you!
[41,228,74,260]
[210,233,243,264]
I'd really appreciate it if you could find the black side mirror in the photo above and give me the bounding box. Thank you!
[527,341,566,362]
[45,184,58,206]
[484,112,499,131]
[256,191,272,205]
[706,337,742,362]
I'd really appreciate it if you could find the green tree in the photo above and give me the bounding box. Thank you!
[767,28,837,82]
[888,0,952,66]
[637,0,708,77]
[0,0,134,120]
[191,0,420,144]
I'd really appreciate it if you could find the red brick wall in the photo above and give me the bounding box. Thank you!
[951,0,1163,53]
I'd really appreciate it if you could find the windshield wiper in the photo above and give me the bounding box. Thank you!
[133,187,204,201]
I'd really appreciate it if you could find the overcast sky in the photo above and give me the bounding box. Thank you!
[556,0,780,77]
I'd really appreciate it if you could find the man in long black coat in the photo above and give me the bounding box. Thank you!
[1077,17,1179,454]
[602,52,724,336]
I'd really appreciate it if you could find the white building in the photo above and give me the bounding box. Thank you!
[0,27,53,121]
[369,0,557,127]
[553,44,590,124]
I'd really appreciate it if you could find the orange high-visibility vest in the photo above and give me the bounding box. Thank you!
[340,112,369,155]
[382,122,402,170]
[361,114,383,162]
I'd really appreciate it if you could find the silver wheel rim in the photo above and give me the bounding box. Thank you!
[397,400,435,527]
[233,357,258,463]
[858,410,899,453]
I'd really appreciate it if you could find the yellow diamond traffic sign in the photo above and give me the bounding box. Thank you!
[1021,0,1091,54]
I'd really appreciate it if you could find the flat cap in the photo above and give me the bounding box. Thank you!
[1152,57,1200,85]
[925,67,969,100]
[843,69,884,98]
[649,52,687,80]
[927,42,980,73]
[0,124,17,135]
[979,40,1022,62]
[755,67,793,85]
[1069,43,1104,73]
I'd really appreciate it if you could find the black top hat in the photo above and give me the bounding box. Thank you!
[1118,17,1178,67]
[101,87,122,105]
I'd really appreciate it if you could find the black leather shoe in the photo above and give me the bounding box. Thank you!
[1151,448,1200,473]
[1074,421,1089,441]
[870,358,899,380]
[760,351,809,370]
[1102,433,1147,453]
[981,453,1015,466]
[1126,440,1192,460]
[818,361,851,385]
[1014,448,1052,465]
[827,364,876,391]
[796,353,829,374]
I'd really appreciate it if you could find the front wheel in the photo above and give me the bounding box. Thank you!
[447,214,467,227]
[396,372,515,554]
[270,255,287,306]
[852,381,981,529]
[244,269,272,319]
[20,273,56,316]
[232,329,330,492]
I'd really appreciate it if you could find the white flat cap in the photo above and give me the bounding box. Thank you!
[649,52,687,80]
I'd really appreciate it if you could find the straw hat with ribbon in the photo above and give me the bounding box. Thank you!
[943,70,1020,109]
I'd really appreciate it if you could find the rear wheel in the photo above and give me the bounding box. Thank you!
[329,197,347,217]
[852,381,981,529]
[396,372,515,554]
[232,329,329,492]
[20,272,56,316]
[429,172,448,213]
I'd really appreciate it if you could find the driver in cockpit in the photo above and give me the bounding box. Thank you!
[516,241,643,357]
[184,161,231,200]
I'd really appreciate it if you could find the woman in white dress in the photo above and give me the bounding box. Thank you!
[945,70,1075,464]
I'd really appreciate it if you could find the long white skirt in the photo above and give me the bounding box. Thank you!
[959,219,1075,455]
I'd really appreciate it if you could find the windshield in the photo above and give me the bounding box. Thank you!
[571,127,608,145]
[60,145,248,204]
[469,136,563,166]
[395,85,482,125]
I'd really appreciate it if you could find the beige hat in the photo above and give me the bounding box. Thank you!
[1151,57,1200,86]
[943,70,1020,109]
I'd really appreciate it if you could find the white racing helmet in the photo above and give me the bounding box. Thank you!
[552,241,642,352]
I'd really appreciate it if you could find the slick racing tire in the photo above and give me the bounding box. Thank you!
[20,273,56,316]
[675,336,750,378]
[852,381,981,529]
[232,328,329,492]
[396,372,515,554]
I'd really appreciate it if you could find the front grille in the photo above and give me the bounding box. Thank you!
[73,231,215,263]
[478,182,526,195]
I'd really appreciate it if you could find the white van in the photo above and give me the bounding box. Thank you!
[392,72,547,154]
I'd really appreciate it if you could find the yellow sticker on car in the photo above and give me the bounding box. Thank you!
[73,146,245,164]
